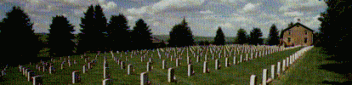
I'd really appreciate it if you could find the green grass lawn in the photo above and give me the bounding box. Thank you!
[272,47,352,84]
[1,46,303,85]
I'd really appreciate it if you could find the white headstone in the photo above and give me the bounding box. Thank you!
[271,65,275,79]
[140,72,148,85]
[203,61,208,73]
[102,78,112,85]
[147,62,151,72]
[215,59,219,70]
[127,64,132,75]
[250,75,256,85]
[83,65,86,74]
[162,60,166,69]
[225,57,229,67]
[32,75,43,85]
[27,71,34,81]
[168,68,175,82]
[72,71,80,84]
[176,58,179,67]
[188,64,193,77]
[233,56,237,65]
[277,62,281,75]
[262,69,267,85]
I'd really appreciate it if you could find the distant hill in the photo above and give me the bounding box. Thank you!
[36,33,237,45]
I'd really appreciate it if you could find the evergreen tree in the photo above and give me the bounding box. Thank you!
[319,0,352,56]
[268,24,280,45]
[169,17,194,47]
[107,14,131,51]
[131,19,153,50]
[94,5,108,51]
[214,26,225,45]
[249,28,263,45]
[0,6,42,64]
[48,15,75,57]
[236,28,248,44]
[77,5,96,53]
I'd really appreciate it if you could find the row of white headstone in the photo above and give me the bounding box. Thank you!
[249,46,314,85]
[137,46,289,84]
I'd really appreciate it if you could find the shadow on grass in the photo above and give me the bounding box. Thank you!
[318,52,352,84]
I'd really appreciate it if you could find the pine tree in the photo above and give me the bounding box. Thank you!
[214,26,225,45]
[107,14,131,51]
[0,6,42,64]
[236,28,247,44]
[268,24,280,45]
[131,19,153,50]
[249,28,263,45]
[94,5,108,51]
[169,17,194,47]
[48,15,75,57]
[77,5,96,53]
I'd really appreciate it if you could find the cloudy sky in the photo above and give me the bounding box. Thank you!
[0,0,327,38]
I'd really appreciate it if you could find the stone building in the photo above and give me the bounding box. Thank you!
[281,21,314,47]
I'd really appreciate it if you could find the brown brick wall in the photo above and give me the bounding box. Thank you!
[283,25,313,46]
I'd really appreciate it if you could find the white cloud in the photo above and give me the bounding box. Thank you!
[127,6,148,15]
[126,16,135,21]
[102,1,117,10]
[243,3,259,12]
[284,11,303,17]
[128,0,205,15]
[219,23,234,28]
[200,10,213,14]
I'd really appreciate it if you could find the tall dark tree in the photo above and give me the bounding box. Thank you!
[94,5,108,51]
[236,28,248,44]
[268,24,280,45]
[249,28,263,45]
[107,14,131,51]
[169,17,194,47]
[0,6,42,64]
[131,19,153,50]
[214,26,225,45]
[77,5,97,53]
[48,15,75,57]
[318,0,352,56]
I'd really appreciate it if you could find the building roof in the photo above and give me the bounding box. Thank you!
[282,22,314,32]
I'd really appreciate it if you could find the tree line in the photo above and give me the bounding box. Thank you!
[0,5,284,65]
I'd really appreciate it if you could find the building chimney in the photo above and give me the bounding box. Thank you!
[297,19,301,23]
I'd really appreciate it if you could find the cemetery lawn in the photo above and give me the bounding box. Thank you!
[272,47,352,84]
[1,46,303,85]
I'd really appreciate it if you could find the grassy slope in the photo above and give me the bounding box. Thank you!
[273,47,351,84]
[1,46,302,85]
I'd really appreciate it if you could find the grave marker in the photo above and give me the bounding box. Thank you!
[102,78,112,85]
[250,75,256,85]
[127,64,132,75]
[168,68,175,82]
[188,64,193,77]
[262,69,268,85]
[162,60,166,69]
[271,65,275,79]
[225,57,229,67]
[32,75,43,85]
[140,72,149,85]
[277,62,281,75]
[215,59,219,70]
[27,71,34,81]
[72,71,81,84]
[203,61,208,73]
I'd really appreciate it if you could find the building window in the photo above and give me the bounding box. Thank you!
[304,38,307,43]
[288,37,291,42]
[305,31,308,35]
[288,31,291,35]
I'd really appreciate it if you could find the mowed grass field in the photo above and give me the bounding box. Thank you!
[272,47,352,84]
[1,46,303,84]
